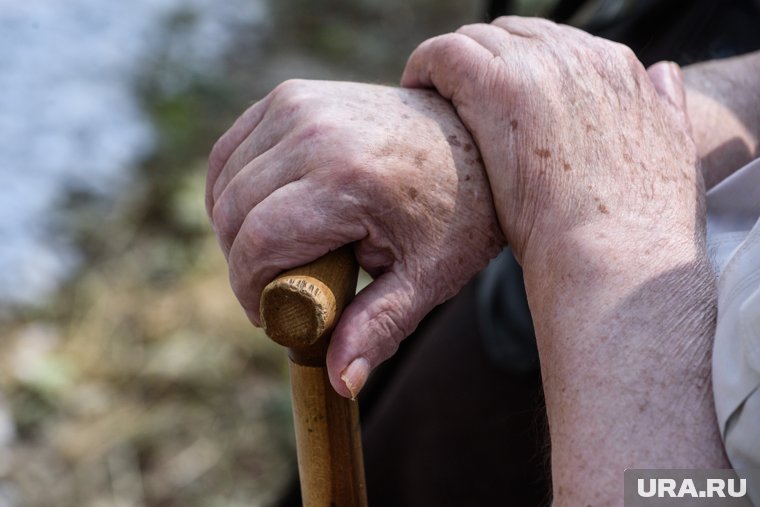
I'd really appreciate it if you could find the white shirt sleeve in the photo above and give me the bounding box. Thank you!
[708,157,760,505]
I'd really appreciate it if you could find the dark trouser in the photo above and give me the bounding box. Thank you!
[277,253,551,506]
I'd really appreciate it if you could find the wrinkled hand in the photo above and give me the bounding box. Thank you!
[207,80,504,397]
[402,17,702,268]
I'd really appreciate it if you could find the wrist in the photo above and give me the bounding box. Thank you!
[526,221,724,498]
[521,223,709,319]
[523,222,718,425]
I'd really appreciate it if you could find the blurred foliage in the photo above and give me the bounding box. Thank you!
[513,0,557,16]
[268,0,480,80]
[0,0,485,505]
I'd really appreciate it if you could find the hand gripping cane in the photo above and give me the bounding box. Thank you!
[260,246,368,507]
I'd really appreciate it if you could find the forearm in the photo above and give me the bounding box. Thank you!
[523,229,728,506]
[684,50,760,188]
[402,18,732,504]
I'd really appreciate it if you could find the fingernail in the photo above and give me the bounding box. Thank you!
[340,357,370,399]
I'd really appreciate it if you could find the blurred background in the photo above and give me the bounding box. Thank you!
[0,0,552,505]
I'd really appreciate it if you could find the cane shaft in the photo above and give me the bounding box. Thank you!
[290,362,367,506]
[260,247,367,506]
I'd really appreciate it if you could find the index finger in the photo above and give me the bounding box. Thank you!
[206,94,273,217]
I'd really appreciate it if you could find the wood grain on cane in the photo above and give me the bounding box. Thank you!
[261,276,336,349]
[260,246,367,507]
[261,247,357,352]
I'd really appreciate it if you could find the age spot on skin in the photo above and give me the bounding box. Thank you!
[510,119,518,131]
[414,150,428,168]
[597,203,609,214]
[535,148,551,159]
[374,143,394,158]
[447,134,461,147]
[408,187,419,200]
[463,143,473,152]
[563,161,572,171]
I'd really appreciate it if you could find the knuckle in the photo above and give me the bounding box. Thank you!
[454,22,488,35]
[227,225,268,308]
[242,213,272,250]
[292,115,338,146]
[211,198,236,248]
[616,42,638,63]
[522,16,556,30]
[271,79,312,113]
[434,32,470,57]
[228,263,254,313]
[370,309,407,356]
[605,40,640,68]
[208,137,228,177]
[415,32,469,68]
[622,49,642,74]
[271,78,305,98]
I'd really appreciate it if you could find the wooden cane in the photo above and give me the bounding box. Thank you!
[260,246,368,507]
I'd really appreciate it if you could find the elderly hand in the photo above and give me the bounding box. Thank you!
[402,17,703,271]
[404,19,726,505]
[206,80,504,398]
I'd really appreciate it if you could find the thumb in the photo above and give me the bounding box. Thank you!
[647,61,692,135]
[326,269,425,399]
[401,32,495,105]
